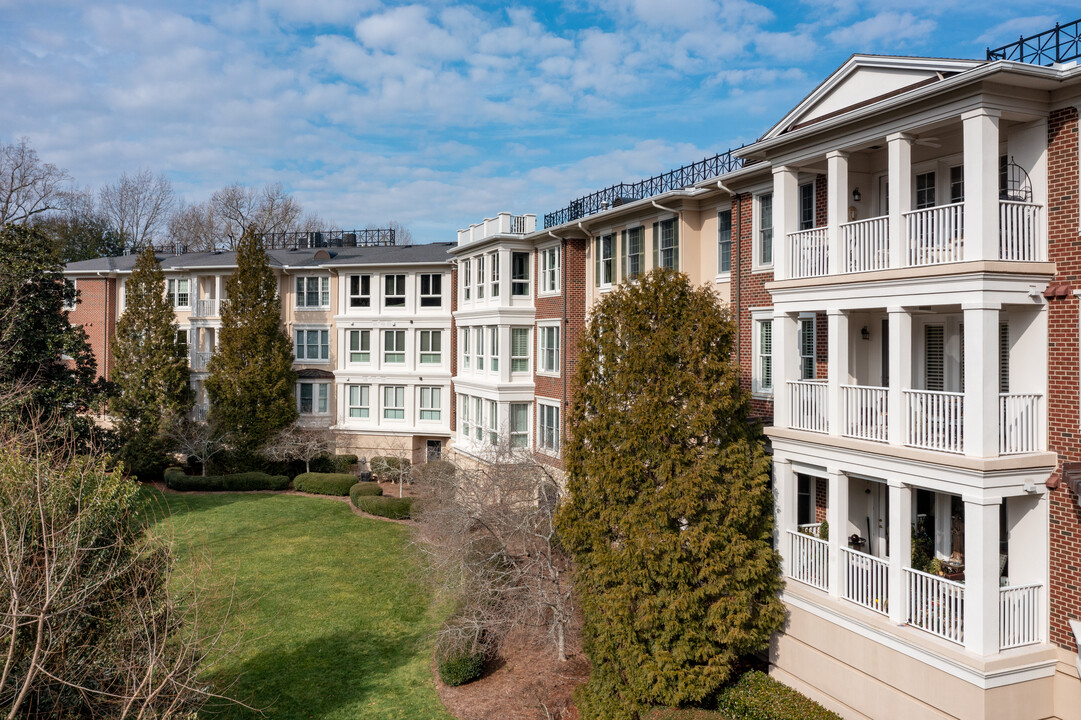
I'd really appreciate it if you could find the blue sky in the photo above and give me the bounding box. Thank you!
[0,1,1075,243]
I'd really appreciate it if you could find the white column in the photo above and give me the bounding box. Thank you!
[962,109,1002,261]
[827,470,848,599]
[773,166,799,280]
[773,310,800,429]
[887,480,913,624]
[887,133,913,268]
[500,249,511,305]
[887,307,912,446]
[214,274,222,301]
[964,495,1002,655]
[963,303,1002,457]
[827,151,849,275]
[827,309,849,437]
[775,458,797,579]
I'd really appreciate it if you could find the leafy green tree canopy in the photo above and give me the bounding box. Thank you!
[204,228,296,452]
[556,269,785,720]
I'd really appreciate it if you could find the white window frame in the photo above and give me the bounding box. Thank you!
[597,234,614,289]
[419,273,442,308]
[346,329,371,364]
[538,322,560,376]
[419,329,442,365]
[295,276,330,309]
[384,329,405,364]
[475,254,486,300]
[487,399,498,445]
[656,218,678,270]
[473,397,484,442]
[348,274,371,308]
[347,384,370,419]
[754,192,774,270]
[419,386,441,422]
[489,326,499,372]
[463,259,472,301]
[751,308,773,396]
[461,393,472,438]
[511,251,530,297]
[509,402,530,449]
[489,251,500,297]
[798,181,815,231]
[297,381,330,415]
[510,327,530,373]
[540,245,560,295]
[537,400,561,456]
[717,207,732,278]
[798,314,816,381]
[167,278,191,309]
[462,327,471,370]
[294,327,330,362]
[382,385,406,420]
[384,274,406,309]
[474,326,485,371]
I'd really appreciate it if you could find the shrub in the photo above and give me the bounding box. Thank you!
[349,482,384,506]
[715,671,842,720]
[370,455,411,478]
[163,469,289,492]
[413,459,455,483]
[309,454,359,474]
[353,496,413,519]
[293,472,356,496]
[437,651,485,687]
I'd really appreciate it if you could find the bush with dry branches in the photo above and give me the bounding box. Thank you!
[261,425,333,474]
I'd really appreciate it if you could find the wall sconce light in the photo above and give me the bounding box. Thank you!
[861,326,870,340]
[852,187,862,202]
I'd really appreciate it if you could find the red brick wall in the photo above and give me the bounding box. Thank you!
[67,276,116,380]
[815,478,828,524]
[733,192,775,424]
[1045,106,1081,651]
[815,312,829,380]
[814,174,827,229]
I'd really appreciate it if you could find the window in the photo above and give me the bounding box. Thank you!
[539,403,560,454]
[758,193,774,266]
[419,387,441,421]
[176,328,188,357]
[541,246,560,293]
[347,329,370,363]
[511,328,529,372]
[489,327,499,371]
[167,278,190,308]
[383,386,405,419]
[539,325,560,374]
[511,252,530,296]
[925,324,944,392]
[717,210,732,274]
[297,381,329,415]
[754,316,773,393]
[799,318,815,380]
[384,329,405,363]
[462,328,471,369]
[798,182,815,230]
[510,403,529,448]
[419,273,442,307]
[64,279,77,310]
[595,234,614,287]
[487,400,498,445]
[475,327,485,371]
[490,252,500,297]
[461,395,472,438]
[476,255,485,299]
[349,275,371,308]
[419,330,441,364]
[347,385,370,418]
[384,275,405,307]
[622,227,644,280]
[294,329,329,361]
[915,172,936,209]
[653,219,678,270]
[463,260,472,301]
[950,166,964,205]
[295,276,329,308]
[474,397,484,441]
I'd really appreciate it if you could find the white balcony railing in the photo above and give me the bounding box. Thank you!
[905,202,964,266]
[788,380,829,433]
[841,547,889,615]
[999,201,1043,261]
[841,384,888,443]
[999,583,1042,649]
[904,389,964,454]
[192,351,213,372]
[788,227,828,278]
[193,298,228,318]
[1000,393,1041,455]
[192,403,208,422]
[797,522,822,538]
[842,216,889,273]
[904,567,965,645]
[788,530,829,591]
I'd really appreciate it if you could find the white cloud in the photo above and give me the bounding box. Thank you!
[827,12,937,48]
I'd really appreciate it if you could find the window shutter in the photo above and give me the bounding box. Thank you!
[652,222,659,269]
[925,325,944,392]
[672,221,680,270]
[999,322,1009,393]
[621,230,627,281]
[594,237,600,286]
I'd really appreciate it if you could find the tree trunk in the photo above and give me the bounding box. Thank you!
[556,621,566,663]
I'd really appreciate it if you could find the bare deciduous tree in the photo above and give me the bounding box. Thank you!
[414,447,574,663]
[370,450,413,498]
[167,415,230,476]
[261,425,333,473]
[211,182,302,249]
[0,138,71,226]
[367,220,412,245]
[99,169,175,250]
[168,199,220,253]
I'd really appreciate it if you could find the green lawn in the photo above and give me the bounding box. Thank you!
[145,489,453,720]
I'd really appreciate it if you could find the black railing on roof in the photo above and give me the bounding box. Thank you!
[543,148,744,229]
[258,228,397,249]
[987,18,1081,66]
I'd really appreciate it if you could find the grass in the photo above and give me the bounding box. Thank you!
[144,489,453,720]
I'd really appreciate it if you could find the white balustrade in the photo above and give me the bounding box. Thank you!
[904,389,964,454]
[788,227,828,278]
[904,567,965,644]
[193,298,220,317]
[797,523,822,538]
[192,403,209,422]
[1000,394,1041,455]
[841,548,890,615]
[788,380,829,433]
[842,216,890,273]
[787,530,830,591]
[192,351,213,372]
[999,201,1043,261]
[999,584,1042,649]
[841,385,889,443]
[904,202,964,266]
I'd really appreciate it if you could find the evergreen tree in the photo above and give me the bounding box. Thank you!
[0,223,103,444]
[204,228,296,453]
[111,246,193,478]
[556,270,785,720]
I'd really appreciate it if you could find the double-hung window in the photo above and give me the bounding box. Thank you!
[511,328,529,372]
[384,275,405,308]
[419,330,441,364]
[489,327,499,372]
[950,166,964,204]
[541,246,560,293]
[349,275,371,308]
[915,172,936,209]
[461,395,472,438]
[539,325,560,374]
[799,317,816,380]
[489,252,500,297]
[476,255,485,299]
[167,278,191,308]
[297,381,329,415]
[294,329,329,361]
[462,328,471,369]
[347,329,370,363]
[296,276,329,308]
[487,400,498,445]
[384,330,405,364]
[753,315,773,394]
[718,209,732,274]
[473,397,484,441]
[510,403,529,448]
[383,386,405,419]
[419,273,442,307]
[475,327,485,371]
[511,252,530,296]
[798,182,815,230]
[596,235,614,287]
[176,329,188,357]
[419,387,441,421]
[463,260,472,301]
[621,227,644,280]
[347,385,370,418]
[653,219,679,270]
[539,403,560,454]
[758,193,774,266]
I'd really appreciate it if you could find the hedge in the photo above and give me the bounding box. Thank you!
[309,454,359,474]
[349,482,384,506]
[715,671,842,720]
[437,651,484,687]
[413,459,456,483]
[293,472,357,496]
[163,467,291,492]
[353,495,413,519]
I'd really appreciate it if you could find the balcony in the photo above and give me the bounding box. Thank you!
[904,203,964,266]
[842,216,889,273]
[787,379,828,433]
[192,351,213,372]
[787,227,828,278]
[192,298,228,318]
[841,385,888,443]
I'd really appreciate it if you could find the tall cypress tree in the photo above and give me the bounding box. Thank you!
[111,246,193,477]
[556,270,785,720]
[204,228,296,454]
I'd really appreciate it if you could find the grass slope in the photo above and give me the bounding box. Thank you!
[146,490,452,720]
